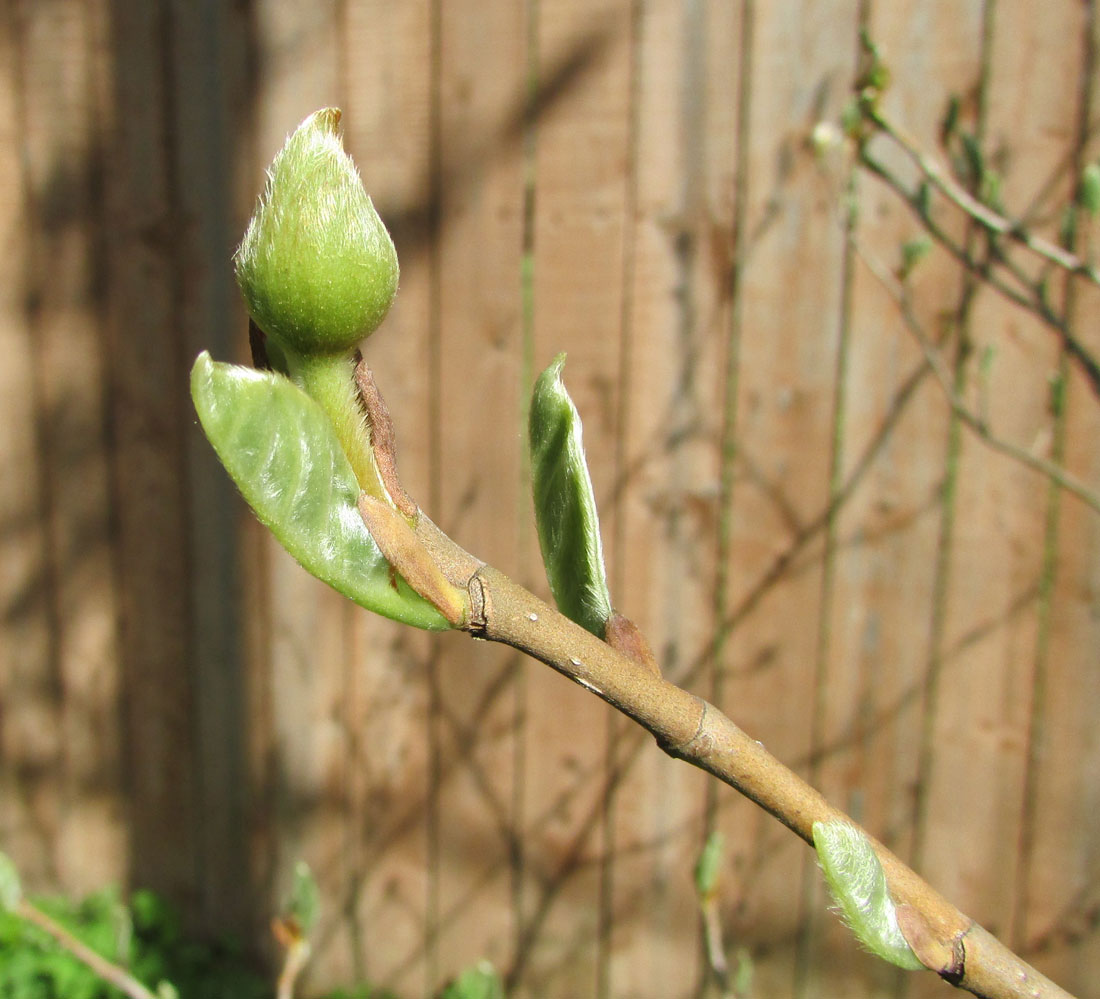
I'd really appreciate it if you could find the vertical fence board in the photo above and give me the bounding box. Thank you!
[168,0,256,936]
[17,0,124,898]
[1009,2,1100,988]
[245,0,356,987]
[102,0,202,905]
[432,0,528,987]
[0,0,62,892]
[340,3,437,993]
[524,1,633,994]
[715,2,860,994]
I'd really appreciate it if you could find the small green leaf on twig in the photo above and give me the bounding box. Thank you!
[694,831,725,900]
[899,235,932,279]
[1079,162,1100,217]
[812,820,924,971]
[528,354,613,637]
[191,352,450,631]
[287,861,320,935]
[0,851,22,912]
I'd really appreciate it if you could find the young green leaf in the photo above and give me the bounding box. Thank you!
[0,851,21,913]
[1081,162,1100,216]
[287,861,320,934]
[191,352,450,631]
[694,831,725,900]
[813,820,924,971]
[528,354,613,637]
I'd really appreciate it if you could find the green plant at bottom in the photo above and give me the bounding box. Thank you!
[0,885,266,999]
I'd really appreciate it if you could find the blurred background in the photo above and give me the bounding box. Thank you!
[1,1,1098,996]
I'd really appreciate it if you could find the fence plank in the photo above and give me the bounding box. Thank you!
[522,2,635,994]
[0,0,64,892]
[430,0,528,988]
[339,3,438,993]
[15,0,126,898]
[101,0,203,905]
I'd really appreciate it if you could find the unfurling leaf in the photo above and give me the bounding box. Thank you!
[528,355,613,637]
[813,820,924,971]
[191,352,450,630]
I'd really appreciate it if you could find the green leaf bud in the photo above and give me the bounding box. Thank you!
[694,831,725,900]
[1079,162,1100,217]
[234,108,399,356]
[529,354,613,637]
[813,820,924,970]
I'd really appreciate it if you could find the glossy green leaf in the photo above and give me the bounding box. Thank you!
[813,820,924,970]
[529,355,613,637]
[191,352,450,630]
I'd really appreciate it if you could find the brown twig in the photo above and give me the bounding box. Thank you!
[352,365,1076,998]
[272,917,312,999]
[866,109,1100,285]
[455,563,1073,999]
[852,235,1100,515]
[857,149,1100,399]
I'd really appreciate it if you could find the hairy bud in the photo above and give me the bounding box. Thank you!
[234,108,399,355]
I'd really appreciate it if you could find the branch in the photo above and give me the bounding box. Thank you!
[857,149,1100,399]
[852,236,1100,515]
[373,513,1069,997]
[350,363,1076,999]
[453,563,1072,999]
[867,109,1100,285]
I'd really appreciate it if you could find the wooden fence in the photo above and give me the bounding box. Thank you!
[1,1,1098,996]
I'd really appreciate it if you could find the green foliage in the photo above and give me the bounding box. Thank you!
[438,961,504,999]
[191,352,450,631]
[528,354,613,637]
[812,821,924,971]
[234,108,399,357]
[0,888,267,999]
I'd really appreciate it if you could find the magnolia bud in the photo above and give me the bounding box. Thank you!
[234,108,399,355]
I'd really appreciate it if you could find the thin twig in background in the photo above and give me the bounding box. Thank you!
[857,150,1100,399]
[867,109,1100,284]
[852,235,1100,515]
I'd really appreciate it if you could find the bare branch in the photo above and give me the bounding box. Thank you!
[867,109,1100,284]
[853,236,1100,515]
